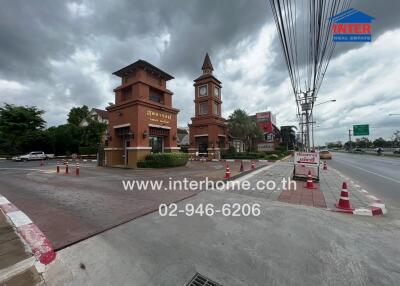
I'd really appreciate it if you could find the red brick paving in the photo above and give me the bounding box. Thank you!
[278,180,327,208]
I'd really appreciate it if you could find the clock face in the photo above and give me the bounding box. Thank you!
[214,87,219,97]
[199,85,207,96]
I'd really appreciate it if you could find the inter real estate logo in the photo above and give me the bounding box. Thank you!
[330,8,375,42]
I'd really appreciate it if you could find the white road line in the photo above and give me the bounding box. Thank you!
[335,161,400,185]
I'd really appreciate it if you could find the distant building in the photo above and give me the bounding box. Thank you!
[253,111,280,152]
[80,108,109,127]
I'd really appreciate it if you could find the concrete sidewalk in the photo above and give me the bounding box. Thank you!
[0,210,42,286]
[225,160,385,213]
[44,191,400,286]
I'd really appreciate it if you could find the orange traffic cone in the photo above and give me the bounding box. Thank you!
[65,161,69,174]
[56,161,60,173]
[251,161,255,170]
[335,182,353,211]
[323,161,328,170]
[225,164,231,179]
[240,161,244,172]
[76,162,80,176]
[305,170,317,189]
[40,160,44,167]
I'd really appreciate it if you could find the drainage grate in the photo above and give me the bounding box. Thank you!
[186,273,222,286]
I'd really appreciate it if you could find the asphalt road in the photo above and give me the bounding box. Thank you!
[0,160,199,250]
[329,152,400,204]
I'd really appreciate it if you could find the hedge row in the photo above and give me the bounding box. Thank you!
[137,152,189,168]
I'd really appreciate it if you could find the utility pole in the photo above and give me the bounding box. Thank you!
[348,129,352,151]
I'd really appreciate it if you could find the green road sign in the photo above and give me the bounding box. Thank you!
[353,124,369,136]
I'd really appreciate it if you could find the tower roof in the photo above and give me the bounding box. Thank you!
[112,59,174,80]
[201,53,214,71]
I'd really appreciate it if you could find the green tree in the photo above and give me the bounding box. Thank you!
[227,109,263,152]
[67,105,90,126]
[81,120,107,147]
[47,124,82,155]
[373,137,386,148]
[0,104,46,154]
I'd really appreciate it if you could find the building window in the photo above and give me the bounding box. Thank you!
[149,89,164,104]
[199,102,208,115]
[213,102,220,115]
[199,85,208,97]
[214,86,220,98]
[122,88,131,101]
[149,136,163,153]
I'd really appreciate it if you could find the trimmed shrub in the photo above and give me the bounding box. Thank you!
[137,152,188,168]
[222,151,264,159]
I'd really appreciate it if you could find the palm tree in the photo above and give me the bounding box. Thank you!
[227,109,263,152]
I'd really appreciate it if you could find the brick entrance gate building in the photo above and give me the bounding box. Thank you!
[105,60,180,168]
[188,54,228,159]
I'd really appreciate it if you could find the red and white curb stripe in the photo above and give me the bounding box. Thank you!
[0,195,56,266]
[330,169,387,216]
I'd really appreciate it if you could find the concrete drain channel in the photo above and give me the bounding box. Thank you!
[187,273,222,286]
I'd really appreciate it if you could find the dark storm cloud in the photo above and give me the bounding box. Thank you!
[0,0,399,137]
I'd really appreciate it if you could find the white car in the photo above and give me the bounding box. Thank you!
[12,151,48,161]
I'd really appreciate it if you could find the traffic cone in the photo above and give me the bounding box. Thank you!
[323,161,328,170]
[225,164,231,179]
[305,170,317,189]
[335,182,353,211]
[240,161,244,172]
[76,162,80,176]
[65,161,69,174]
[251,161,255,170]
[40,160,44,167]
[56,161,60,173]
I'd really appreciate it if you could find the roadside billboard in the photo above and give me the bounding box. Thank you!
[256,112,275,142]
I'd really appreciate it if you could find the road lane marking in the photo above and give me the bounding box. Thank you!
[334,160,400,185]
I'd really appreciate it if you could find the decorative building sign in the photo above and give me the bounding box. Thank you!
[146,110,172,124]
[257,143,275,152]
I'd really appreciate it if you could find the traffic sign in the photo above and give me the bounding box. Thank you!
[353,124,369,136]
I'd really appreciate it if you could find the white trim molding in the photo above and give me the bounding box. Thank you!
[126,147,152,150]
[113,123,131,129]
[148,124,171,130]
[194,134,208,137]
[164,147,181,150]
[104,147,124,151]
[218,134,226,137]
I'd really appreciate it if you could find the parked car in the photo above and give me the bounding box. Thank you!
[319,150,332,160]
[353,148,365,154]
[12,151,49,161]
[394,148,400,154]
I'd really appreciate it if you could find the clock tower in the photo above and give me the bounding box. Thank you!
[188,53,228,159]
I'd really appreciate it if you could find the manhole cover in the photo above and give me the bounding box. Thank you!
[187,273,222,286]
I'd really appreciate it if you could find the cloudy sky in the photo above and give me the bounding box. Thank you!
[1,0,399,145]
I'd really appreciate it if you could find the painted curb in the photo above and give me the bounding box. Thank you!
[0,195,56,265]
[321,164,387,216]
